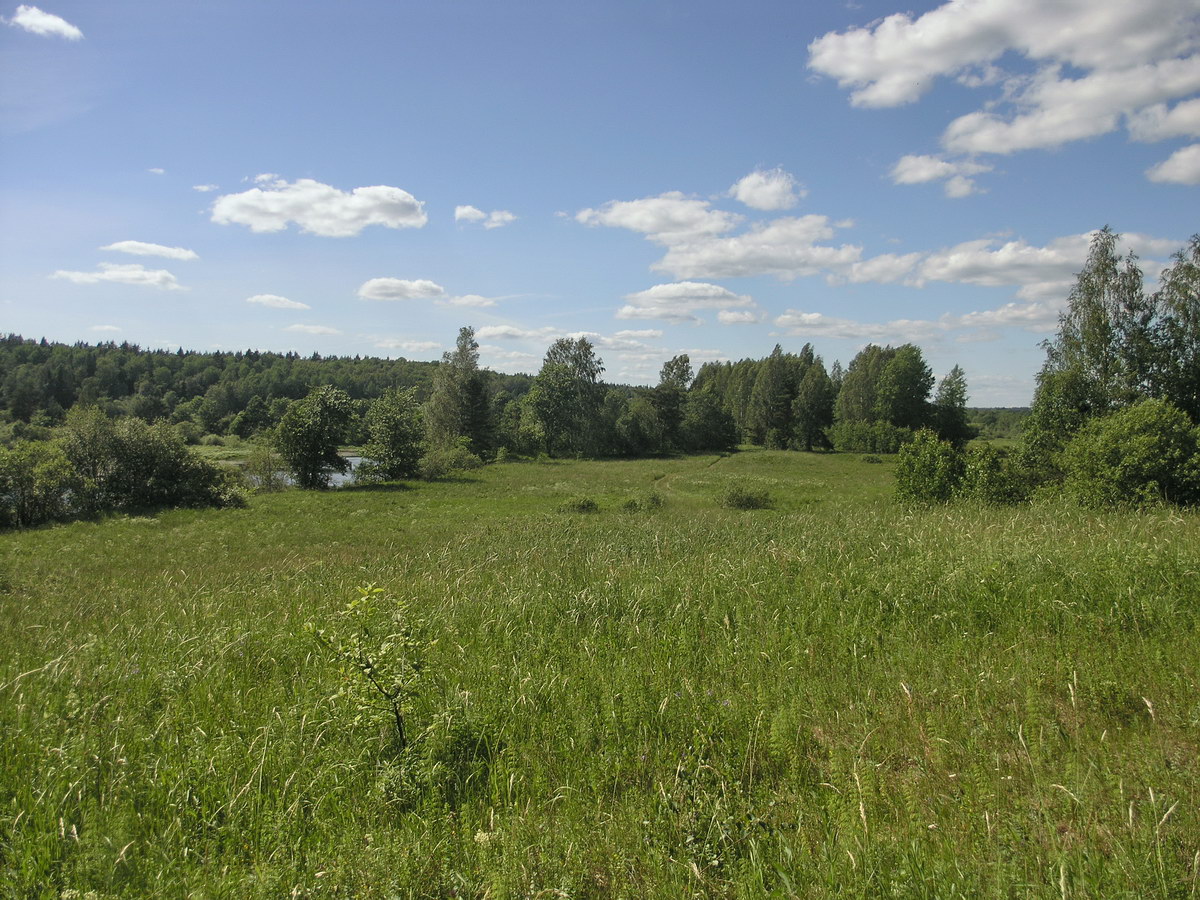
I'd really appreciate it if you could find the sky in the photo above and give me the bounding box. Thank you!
[2,0,1198,406]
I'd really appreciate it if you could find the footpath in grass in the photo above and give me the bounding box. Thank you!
[1,451,1198,898]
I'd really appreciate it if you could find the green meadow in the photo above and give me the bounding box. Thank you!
[2,450,1198,898]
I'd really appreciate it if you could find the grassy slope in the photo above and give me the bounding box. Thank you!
[1,451,1197,898]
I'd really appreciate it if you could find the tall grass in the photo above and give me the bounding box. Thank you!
[1,451,1197,897]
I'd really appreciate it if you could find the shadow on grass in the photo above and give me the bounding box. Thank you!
[338,482,416,494]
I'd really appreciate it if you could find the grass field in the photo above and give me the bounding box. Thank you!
[2,450,1198,898]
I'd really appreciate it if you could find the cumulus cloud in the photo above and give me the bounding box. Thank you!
[285,324,340,335]
[577,192,742,244]
[212,177,427,237]
[4,4,82,39]
[653,215,862,280]
[618,282,755,324]
[147,167,165,175]
[614,328,663,340]
[1146,143,1200,183]
[193,184,219,193]
[100,240,198,261]
[456,205,517,229]
[728,168,805,210]
[890,154,992,196]
[438,294,497,308]
[476,324,561,341]
[483,210,517,229]
[717,309,764,325]
[246,294,310,310]
[455,205,487,223]
[775,310,944,343]
[52,262,183,290]
[357,278,446,301]
[809,0,1200,179]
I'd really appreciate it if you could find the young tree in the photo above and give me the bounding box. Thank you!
[652,354,692,451]
[362,387,424,480]
[274,386,353,489]
[1153,235,1200,422]
[932,365,973,448]
[792,360,835,451]
[528,337,605,456]
[425,326,493,456]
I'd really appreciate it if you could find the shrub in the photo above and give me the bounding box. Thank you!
[622,490,664,512]
[417,444,483,481]
[559,495,600,513]
[861,454,884,464]
[362,388,424,480]
[894,429,964,505]
[1061,400,1200,507]
[243,442,289,493]
[273,386,354,490]
[960,443,1028,504]
[718,480,772,510]
[0,441,74,528]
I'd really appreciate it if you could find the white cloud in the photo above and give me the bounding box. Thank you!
[653,215,862,280]
[374,338,442,353]
[52,262,183,290]
[246,294,310,310]
[90,324,120,333]
[212,177,427,237]
[729,168,805,210]
[147,167,165,175]
[1128,98,1200,141]
[4,4,82,39]
[1146,143,1200,183]
[457,205,517,229]
[617,281,755,324]
[614,328,663,340]
[717,309,764,325]
[576,192,742,244]
[100,240,198,261]
[890,154,992,197]
[285,324,341,335]
[476,324,561,341]
[455,205,487,223]
[479,345,540,365]
[844,252,923,284]
[810,0,1200,168]
[357,278,445,301]
[484,210,517,229]
[775,310,943,343]
[438,294,497,308]
[193,184,219,193]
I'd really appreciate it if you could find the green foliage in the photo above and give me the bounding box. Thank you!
[894,429,964,505]
[558,495,600,513]
[717,479,772,509]
[932,364,974,447]
[242,442,288,493]
[273,385,353,489]
[308,584,428,751]
[425,326,493,457]
[960,443,1028,504]
[0,440,73,527]
[361,387,424,480]
[417,441,483,481]
[1061,399,1200,507]
[828,420,914,453]
[58,406,244,514]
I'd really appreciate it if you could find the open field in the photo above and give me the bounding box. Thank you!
[2,450,1198,898]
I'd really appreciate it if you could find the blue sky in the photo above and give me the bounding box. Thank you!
[2,0,1197,405]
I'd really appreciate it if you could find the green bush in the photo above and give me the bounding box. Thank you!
[717,480,772,510]
[417,444,483,481]
[960,443,1028,504]
[0,441,74,528]
[559,495,600,513]
[895,429,964,505]
[1061,400,1200,507]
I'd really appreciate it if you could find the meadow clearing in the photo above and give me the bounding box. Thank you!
[1,450,1198,898]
